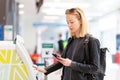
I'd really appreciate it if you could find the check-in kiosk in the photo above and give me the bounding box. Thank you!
[0,35,37,80]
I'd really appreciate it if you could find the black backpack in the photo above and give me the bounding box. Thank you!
[84,35,109,80]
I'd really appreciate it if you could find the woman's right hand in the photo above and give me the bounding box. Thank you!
[33,65,47,73]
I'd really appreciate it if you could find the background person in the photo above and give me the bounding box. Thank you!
[33,7,100,80]
[58,33,64,54]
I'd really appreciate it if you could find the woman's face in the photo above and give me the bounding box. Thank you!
[66,14,81,35]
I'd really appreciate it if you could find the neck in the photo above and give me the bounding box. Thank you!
[74,31,80,38]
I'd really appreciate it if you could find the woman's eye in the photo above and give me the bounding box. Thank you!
[66,21,74,24]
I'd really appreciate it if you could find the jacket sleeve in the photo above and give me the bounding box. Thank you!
[70,37,100,74]
[44,62,63,75]
[44,38,73,75]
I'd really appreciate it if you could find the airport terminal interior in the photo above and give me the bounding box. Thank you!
[0,0,120,80]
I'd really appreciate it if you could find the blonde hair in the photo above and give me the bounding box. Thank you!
[65,7,89,37]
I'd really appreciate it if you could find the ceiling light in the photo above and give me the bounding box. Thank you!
[41,8,65,15]
[43,15,59,20]
[19,4,24,8]
[19,10,24,15]
[43,2,90,9]
[41,15,59,22]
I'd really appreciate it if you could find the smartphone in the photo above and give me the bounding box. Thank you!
[52,54,61,58]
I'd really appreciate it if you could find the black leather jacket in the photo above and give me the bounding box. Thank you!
[45,36,100,80]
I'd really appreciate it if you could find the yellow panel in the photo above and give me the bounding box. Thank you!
[0,49,12,64]
[0,48,28,80]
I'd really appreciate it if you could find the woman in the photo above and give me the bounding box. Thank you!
[33,7,100,80]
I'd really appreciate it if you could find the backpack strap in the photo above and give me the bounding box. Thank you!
[84,34,91,62]
[83,34,96,79]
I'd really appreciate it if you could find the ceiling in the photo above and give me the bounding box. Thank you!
[17,0,120,24]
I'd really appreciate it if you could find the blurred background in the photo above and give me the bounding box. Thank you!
[0,0,120,80]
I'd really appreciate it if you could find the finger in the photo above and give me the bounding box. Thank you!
[57,58,64,62]
[33,65,37,68]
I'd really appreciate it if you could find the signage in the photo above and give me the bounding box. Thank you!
[4,25,13,40]
[0,25,3,40]
[41,41,54,58]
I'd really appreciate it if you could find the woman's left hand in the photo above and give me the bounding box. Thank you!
[57,57,72,66]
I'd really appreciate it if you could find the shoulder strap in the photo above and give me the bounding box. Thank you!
[84,34,90,62]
